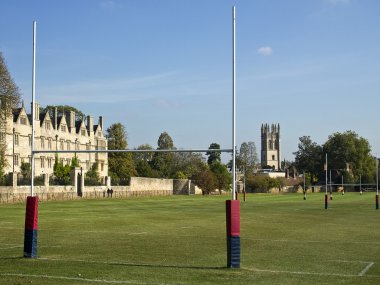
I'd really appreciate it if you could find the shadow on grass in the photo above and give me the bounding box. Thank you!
[34,257,227,271]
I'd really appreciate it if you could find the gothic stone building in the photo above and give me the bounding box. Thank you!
[2,102,108,181]
[261,123,281,170]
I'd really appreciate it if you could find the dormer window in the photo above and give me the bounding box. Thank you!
[61,125,66,132]
[20,117,27,125]
[45,122,51,130]
[81,129,86,136]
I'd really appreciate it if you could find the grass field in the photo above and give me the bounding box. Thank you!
[0,192,379,285]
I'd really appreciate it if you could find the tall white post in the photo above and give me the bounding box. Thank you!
[232,6,236,200]
[31,20,36,197]
[325,154,328,195]
[376,157,379,195]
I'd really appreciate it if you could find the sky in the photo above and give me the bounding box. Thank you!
[1,0,380,163]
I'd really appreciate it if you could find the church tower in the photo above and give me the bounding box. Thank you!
[261,123,281,170]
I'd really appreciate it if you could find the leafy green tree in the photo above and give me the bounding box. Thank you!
[133,144,157,177]
[0,52,21,176]
[71,156,80,167]
[53,155,71,185]
[85,162,101,186]
[170,152,205,179]
[151,132,175,178]
[20,162,31,178]
[210,161,232,192]
[238,141,259,173]
[293,136,323,184]
[246,175,281,193]
[107,123,137,184]
[206,143,221,165]
[41,105,85,122]
[191,164,217,195]
[323,131,375,183]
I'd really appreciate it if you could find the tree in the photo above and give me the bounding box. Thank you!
[157,131,174,150]
[151,132,175,178]
[41,105,85,122]
[53,155,71,185]
[191,164,217,195]
[206,143,221,165]
[0,52,21,176]
[293,136,323,184]
[171,152,205,179]
[238,141,259,173]
[107,123,137,184]
[85,162,101,186]
[246,174,281,193]
[20,162,31,178]
[133,144,157,177]
[210,161,232,192]
[323,131,375,183]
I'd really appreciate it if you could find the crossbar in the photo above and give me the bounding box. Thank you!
[32,149,233,154]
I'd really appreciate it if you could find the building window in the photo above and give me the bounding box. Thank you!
[86,160,90,170]
[41,157,45,168]
[98,131,102,137]
[14,154,19,166]
[76,141,80,150]
[40,137,45,149]
[81,129,86,136]
[29,135,32,147]
[61,125,66,132]
[272,155,275,161]
[67,141,71,150]
[20,117,27,125]
[14,133,19,146]
[100,162,104,171]
[60,140,64,150]
[48,158,52,168]
[86,142,90,150]
[45,122,51,130]
[48,138,52,149]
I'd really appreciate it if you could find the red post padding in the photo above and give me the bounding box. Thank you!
[25,196,38,230]
[226,200,240,237]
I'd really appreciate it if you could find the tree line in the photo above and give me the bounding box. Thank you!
[107,123,259,194]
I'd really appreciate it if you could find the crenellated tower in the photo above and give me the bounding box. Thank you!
[261,123,281,170]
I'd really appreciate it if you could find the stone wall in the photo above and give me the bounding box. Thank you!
[130,177,173,192]
[0,177,206,203]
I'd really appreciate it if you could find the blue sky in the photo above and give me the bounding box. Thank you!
[1,0,380,162]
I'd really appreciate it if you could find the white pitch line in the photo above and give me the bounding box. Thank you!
[0,245,23,250]
[128,232,147,236]
[244,267,379,278]
[0,273,177,285]
[358,262,375,276]
[246,238,380,245]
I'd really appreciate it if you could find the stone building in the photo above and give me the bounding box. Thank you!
[2,101,108,182]
[261,123,281,170]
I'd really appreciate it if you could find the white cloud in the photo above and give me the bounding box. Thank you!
[37,72,178,104]
[257,46,273,56]
[328,0,351,5]
[99,0,116,9]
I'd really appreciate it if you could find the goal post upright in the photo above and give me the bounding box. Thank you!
[24,20,39,259]
[226,6,240,269]
[376,156,379,210]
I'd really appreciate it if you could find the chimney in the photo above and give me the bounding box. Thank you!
[98,116,103,131]
[54,107,58,130]
[87,115,93,134]
[31,102,40,120]
[68,110,75,131]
